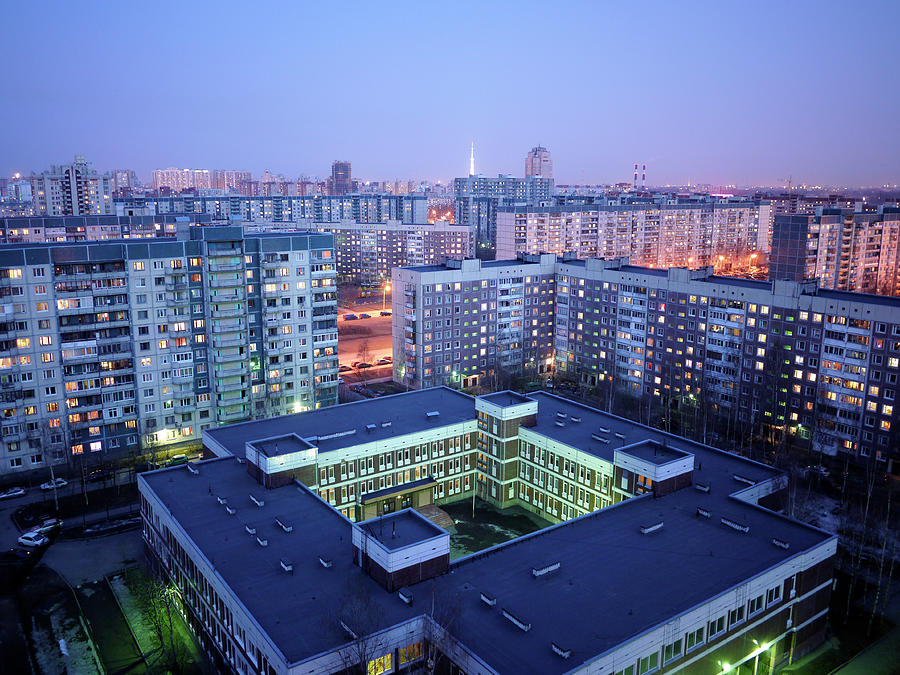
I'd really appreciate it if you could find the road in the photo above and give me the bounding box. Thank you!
[338,302,393,367]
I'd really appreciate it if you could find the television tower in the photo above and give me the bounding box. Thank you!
[469,141,476,177]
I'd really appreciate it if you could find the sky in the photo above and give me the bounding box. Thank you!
[2,0,899,187]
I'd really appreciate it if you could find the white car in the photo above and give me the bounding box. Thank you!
[0,486,26,500]
[18,532,50,547]
[40,478,68,491]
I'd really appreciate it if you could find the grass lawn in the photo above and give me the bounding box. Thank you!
[441,498,554,559]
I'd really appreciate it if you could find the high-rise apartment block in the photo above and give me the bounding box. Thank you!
[306,220,474,285]
[392,255,558,391]
[525,145,553,178]
[150,167,212,192]
[0,227,337,476]
[30,156,114,216]
[770,208,900,296]
[116,193,427,225]
[212,170,252,192]
[454,174,554,249]
[139,387,835,675]
[496,195,772,267]
[395,255,900,469]
[0,214,213,244]
[327,160,353,196]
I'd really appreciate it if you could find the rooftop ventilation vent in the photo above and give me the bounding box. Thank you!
[556,411,567,419]
[186,463,199,475]
[532,562,561,578]
[502,609,531,632]
[225,505,236,516]
[216,496,227,505]
[319,557,333,568]
[721,517,750,534]
[280,559,293,573]
[732,474,756,486]
[381,421,392,428]
[614,432,626,440]
[235,457,246,465]
[551,643,572,660]
[426,410,440,418]
[480,592,497,607]
[365,423,377,432]
[599,426,610,433]
[554,421,565,427]
[256,536,268,547]
[250,494,265,508]
[640,522,664,534]
[245,524,256,535]
[772,538,791,550]
[398,589,413,605]
[570,416,582,423]
[697,507,711,519]
[695,482,711,493]
[275,517,293,533]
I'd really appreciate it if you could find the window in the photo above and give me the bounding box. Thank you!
[749,594,764,616]
[614,667,635,675]
[663,639,682,663]
[708,616,725,639]
[686,626,704,651]
[638,652,659,674]
[767,584,782,605]
[367,653,392,675]
[728,606,745,627]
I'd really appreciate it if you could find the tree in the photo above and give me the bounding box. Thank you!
[130,567,185,672]
[422,583,463,674]
[330,573,387,674]
[354,340,374,386]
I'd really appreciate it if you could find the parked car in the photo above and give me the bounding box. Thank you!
[84,469,111,483]
[357,362,372,369]
[338,365,351,372]
[359,313,372,319]
[375,358,391,366]
[31,519,63,535]
[0,548,33,563]
[17,532,49,548]
[0,487,26,500]
[380,310,392,316]
[382,356,393,363]
[343,314,358,321]
[40,478,67,491]
[165,454,188,467]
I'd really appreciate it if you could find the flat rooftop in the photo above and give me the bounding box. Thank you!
[359,509,447,551]
[480,390,532,407]
[204,387,475,457]
[619,439,690,466]
[249,434,314,458]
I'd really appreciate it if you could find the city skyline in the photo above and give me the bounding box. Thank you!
[2,1,898,186]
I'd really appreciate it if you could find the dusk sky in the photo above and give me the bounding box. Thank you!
[2,0,898,186]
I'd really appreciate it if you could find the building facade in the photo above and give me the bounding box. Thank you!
[328,160,353,196]
[0,227,338,476]
[30,156,113,217]
[392,255,558,392]
[151,167,212,192]
[769,208,900,297]
[525,145,553,178]
[495,196,772,269]
[394,255,900,469]
[0,214,213,244]
[453,174,555,250]
[212,170,253,192]
[140,387,835,675]
[116,193,427,225]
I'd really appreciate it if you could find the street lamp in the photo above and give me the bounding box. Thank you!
[382,283,391,311]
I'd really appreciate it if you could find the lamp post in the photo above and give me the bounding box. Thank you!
[382,283,391,311]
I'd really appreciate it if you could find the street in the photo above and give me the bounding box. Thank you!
[338,299,393,368]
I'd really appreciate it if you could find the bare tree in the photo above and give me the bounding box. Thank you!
[130,567,184,671]
[354,340,374,387]
[422,583,463,674]
[330,573,387,674]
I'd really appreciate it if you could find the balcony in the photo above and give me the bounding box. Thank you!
[215,365,248,378]
[172,372,193,383]
[213,351,245,364]
[213,337,245,349]
[218,391,249,404]
[211,307,243,319]
[208,260,243,271]
[217,408,249,422]
[210,276,244,288]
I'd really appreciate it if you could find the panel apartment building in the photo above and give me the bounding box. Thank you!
[395,255,900,469]
[769,207,900,297]
[454,174,554,250]
[0,227,338,477]
[495,195,772,268]
[392,255,558,391]
[30,155,114,217]
[140,387,835,675]
[116,193,427,225]
[0,214,214,244]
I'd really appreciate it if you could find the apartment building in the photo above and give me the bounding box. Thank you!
[495,196,772,266]
[454,174,554,249]
[151,167,212,192]
[0,214,213,244]
[30,155,113,217]
[212,170,252,192]
[770,208,900,296]
[116,193,428,225]
[140,387,835,675]
[395,255,900,468]
[0,227,337,477]
[392,255,558,391]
